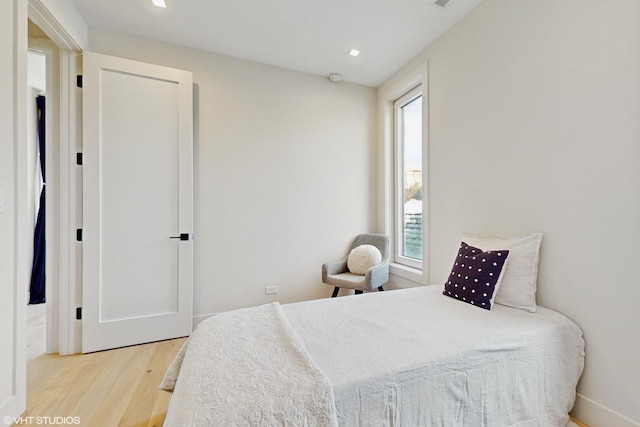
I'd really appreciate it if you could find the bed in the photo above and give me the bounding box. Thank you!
[161,285,585,426]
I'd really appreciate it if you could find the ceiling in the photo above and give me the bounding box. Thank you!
[69,0,483,87]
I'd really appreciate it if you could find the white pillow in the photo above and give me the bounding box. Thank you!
[462,233,543,312]
[347,245,382,275]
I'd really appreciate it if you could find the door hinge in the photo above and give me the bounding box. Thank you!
[76,307,82,320]
[76,75,83,88]
[76,228,83,242]
[76,152,83,165]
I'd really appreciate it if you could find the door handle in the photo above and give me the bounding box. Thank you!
[170,233,190,241]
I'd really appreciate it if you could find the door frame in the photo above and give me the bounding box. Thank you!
[28,0,83,355]
[56,48,82,355]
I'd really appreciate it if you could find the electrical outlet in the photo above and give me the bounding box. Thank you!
[265,286,278,295]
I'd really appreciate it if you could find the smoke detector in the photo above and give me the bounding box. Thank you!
[431,0,451,7]
[328,74,342,83]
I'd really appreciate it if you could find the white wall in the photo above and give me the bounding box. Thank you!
[27,51,46,92]
[380,0,640,425]
[0,0,17,414]
[87,28,378,318]
[1,0,27,421]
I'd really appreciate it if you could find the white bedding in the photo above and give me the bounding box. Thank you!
[283,286,584,426]
[162,303,338,427]
[163,285,585,426]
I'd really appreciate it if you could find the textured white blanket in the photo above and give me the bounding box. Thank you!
[161,302,338,427]
[162,287,584,426]
[283,286,585,427]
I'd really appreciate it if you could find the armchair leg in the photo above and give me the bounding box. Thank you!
[331,287,340,298]
[378,286,385,292]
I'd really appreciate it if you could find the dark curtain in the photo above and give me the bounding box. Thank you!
[29,95,46,304]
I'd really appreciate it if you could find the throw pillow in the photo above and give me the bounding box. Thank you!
[347,245,382,275]
[443,242,509,310]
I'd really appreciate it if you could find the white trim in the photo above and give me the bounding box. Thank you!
[420,64,429,282]
[58,50,82,355]
[28,0,83,52]
[58,51,72,355]
[389,262,424,284]
[572,393,640,427]
[378,61,429,285]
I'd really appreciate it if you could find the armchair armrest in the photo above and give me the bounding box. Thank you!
[364,262,390,290]
[322,257,348,282]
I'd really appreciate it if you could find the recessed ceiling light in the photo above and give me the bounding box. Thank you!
[349,49,360,57]
[152,0,166,8]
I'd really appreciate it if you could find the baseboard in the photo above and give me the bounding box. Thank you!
[192,313,217,329]
[571,393,640,427]
[1,394,26,426]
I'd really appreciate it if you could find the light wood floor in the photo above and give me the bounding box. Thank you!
[25,337,186,427]
[24,304,186,427]
[24,306,589,427]
[571,417,589,427]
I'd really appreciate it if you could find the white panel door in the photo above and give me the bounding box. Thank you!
[82,52,193,353]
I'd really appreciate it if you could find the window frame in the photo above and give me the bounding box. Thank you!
[393,85,423,270]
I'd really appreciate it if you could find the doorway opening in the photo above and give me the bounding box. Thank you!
[26,21,49,360]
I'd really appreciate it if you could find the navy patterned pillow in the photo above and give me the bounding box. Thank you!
[443,242,509,310]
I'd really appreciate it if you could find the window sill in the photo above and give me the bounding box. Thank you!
[389,262,427,285]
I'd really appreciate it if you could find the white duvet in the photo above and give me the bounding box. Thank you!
[163,286,585,426]
[162,303,338,427]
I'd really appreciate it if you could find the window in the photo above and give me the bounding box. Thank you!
[394,86,423,269]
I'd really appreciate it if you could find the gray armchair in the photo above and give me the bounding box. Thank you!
[322,234,390,297]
